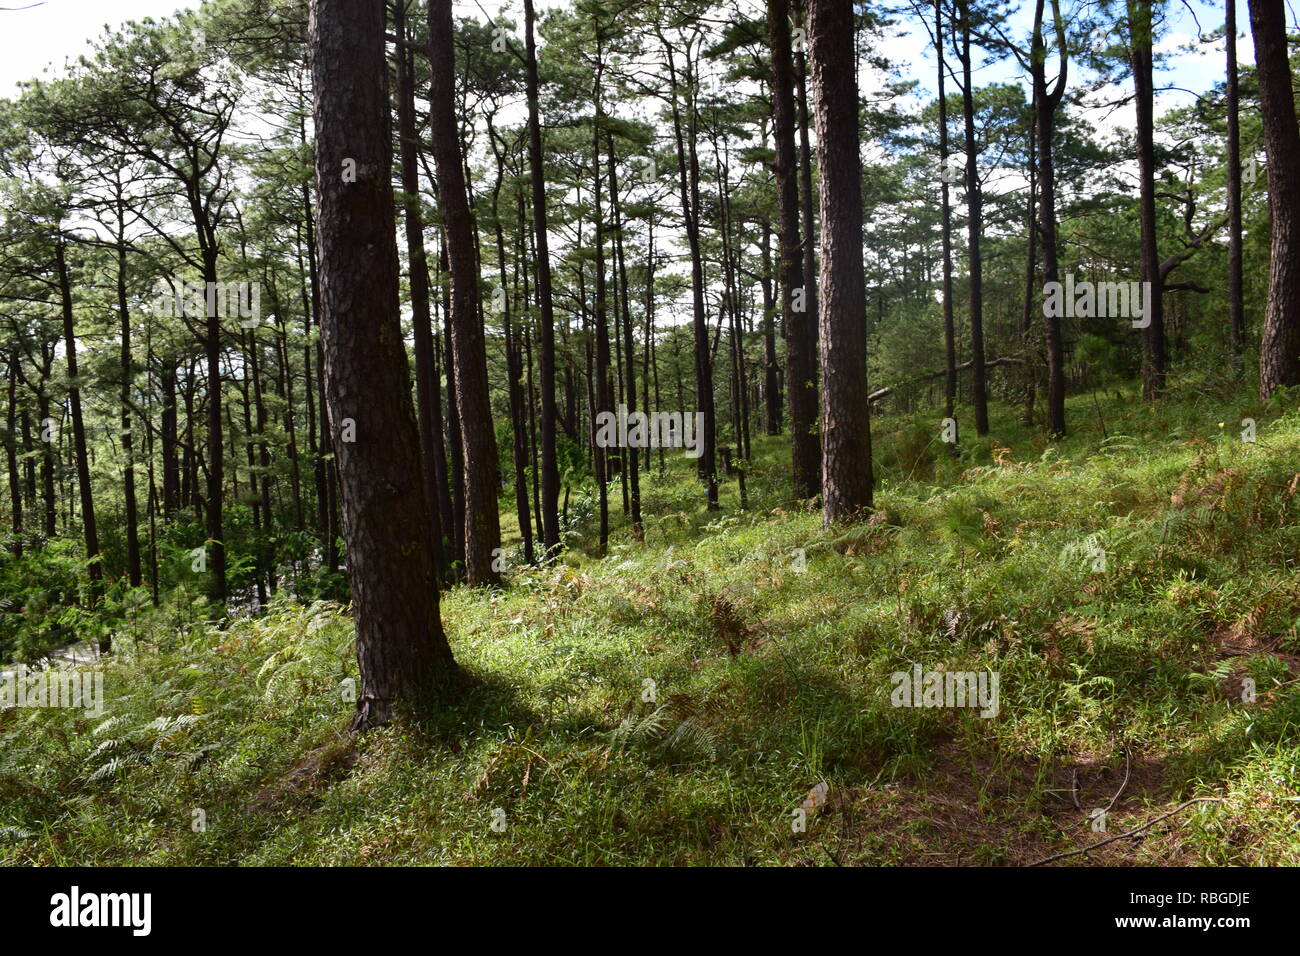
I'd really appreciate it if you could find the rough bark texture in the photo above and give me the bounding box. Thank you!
[958,1,988,434]
[936,0,957,424]
[1248,0,1300,398]
[395,0,449,578]
[490,128,535,565]
[760,220,782,434]
[524,0,562,558]
[309,0,457,731]
[1225,0,1245,356]
[1032,0,1068,436]
[114,200,141,589]
[160,361,179,516]
[608,134,642,536]
[6,350,22,557]
[769,0,820,500]
[1130,0,1166,399]
[808,0,873,523]
[665,38,718,509]
[592,52,612,555]
[56,239,104,630]
[794,0,820,359]
[428,0,501,584]
[1020,88,1038,425]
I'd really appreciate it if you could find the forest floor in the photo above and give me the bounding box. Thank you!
[3,376,1300,865]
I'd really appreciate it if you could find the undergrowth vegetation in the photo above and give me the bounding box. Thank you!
[3,383,1299,865]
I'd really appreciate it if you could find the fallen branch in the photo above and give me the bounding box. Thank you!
[1026,796,1225,867]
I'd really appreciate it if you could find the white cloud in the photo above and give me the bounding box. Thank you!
[0,0,203,96]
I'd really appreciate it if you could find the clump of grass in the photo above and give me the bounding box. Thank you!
[4,388,1299,865]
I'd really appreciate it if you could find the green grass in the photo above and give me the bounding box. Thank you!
[3,380,1300,865]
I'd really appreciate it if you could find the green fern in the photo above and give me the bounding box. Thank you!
[609,697,719,761]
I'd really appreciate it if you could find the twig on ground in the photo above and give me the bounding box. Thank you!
[1027,797,1225,867]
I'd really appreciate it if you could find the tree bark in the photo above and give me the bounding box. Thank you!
[1225,0,1245,357]
[309,0,458,730]
[1129,0,1166,399]
[1248,0,1300,398]
[114,194,141,588]
[523,0,562,559]
[794,0,820,360]
[769,0,819,500]
[958,0,989,433]
[1032,0,1069,436]
[428,0,501,584]
[395,0,448,578]
[608,132,642,536]
[936,0,958,425]
[55,238,104,636]
[808,0,873,523]
[5,350,22,557]
[760,217,782,434]
[488,126,535,566]
[665,37,719,509]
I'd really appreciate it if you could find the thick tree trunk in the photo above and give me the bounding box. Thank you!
[144,345,160,603]
[1225,0,1245,357]
[794,0,820,359]
[275,311,304,532]
[199,244,226,607]
[760,219,782,434]
[488,132,535,566]
[958,1,989,434]
[238,334,266,609]
[1248,0,1300,397]
[439,240,466,575]
[1130,0,1166,399]
[769,0,819,500]
[808,0,873,523]
[524,0,562,559]
[519,193,545,539]
[1020,88,1038,426]
[298,165,334,570]
[608,134,642,537]
[5,351,21,557]
[309,0,458,730]
[428,0,501,585]
[936,1,957,425]
[316,333,340,580]
[161,362,179,517]
[180,364,195,519]
[21,408,35,514]
[249,327,275,597]
[646,220,663,475]
[591,34,611,556]
[114,204,141,589]
[1032,0,1068,436]
[665,39,719,509]
[718,157,750,508]
[396,0,448,578]
[56,239,104,635]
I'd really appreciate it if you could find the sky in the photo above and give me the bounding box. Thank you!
[0,0,1263,330]
[888,0,1254,132]
[0,0,1254,104]
[0,0,204,93]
